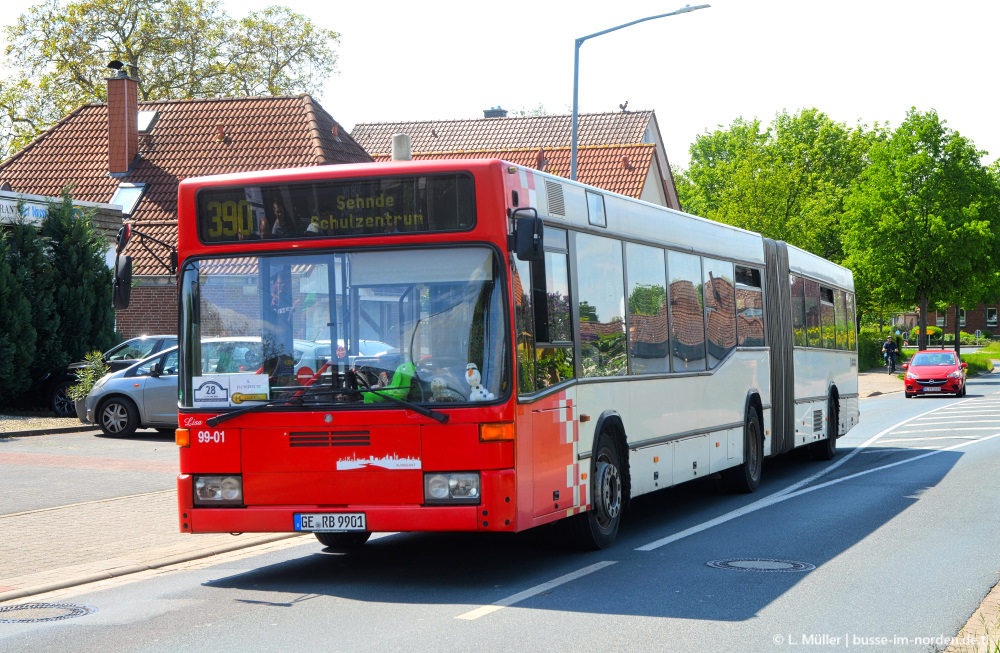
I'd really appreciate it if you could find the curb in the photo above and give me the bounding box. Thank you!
[0,533,304,604]
[0,425,98,438]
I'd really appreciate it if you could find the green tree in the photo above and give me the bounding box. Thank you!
[0,0,339,158]
[6,212,61,378]
[40,187,117,362]
[842,108,1000,350]
[0,232,34,403]
[675,108,884,262]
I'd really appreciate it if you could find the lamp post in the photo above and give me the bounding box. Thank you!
[570,4,710,181]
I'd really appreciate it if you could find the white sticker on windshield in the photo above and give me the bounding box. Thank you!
[230,374,269,405]
[192,377,230,408]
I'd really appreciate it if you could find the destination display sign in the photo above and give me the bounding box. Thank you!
[196,173,475,244]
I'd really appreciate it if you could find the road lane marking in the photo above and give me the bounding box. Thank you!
[880,435,980,443]
[455,561,617,620]
[889,427,997,433]
[634,398,981,552]
[913,419,1000,424]
[637,431,1000,551]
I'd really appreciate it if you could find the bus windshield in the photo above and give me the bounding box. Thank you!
[179,247,508,410]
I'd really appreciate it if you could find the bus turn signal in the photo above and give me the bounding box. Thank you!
[175,428,190,447]
[480,422,514,442]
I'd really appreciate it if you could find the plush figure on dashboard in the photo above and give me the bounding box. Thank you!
[430,377,463,402]
[465,363,494,401]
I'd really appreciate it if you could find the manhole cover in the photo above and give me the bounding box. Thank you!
[707,558,815,572]
[0,603,96,623]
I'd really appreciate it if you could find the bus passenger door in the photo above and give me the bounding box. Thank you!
[530,389,579,520]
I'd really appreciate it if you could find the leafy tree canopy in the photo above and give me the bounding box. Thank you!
[842,108,1000,348]
[0,0,339,159]
[674,108,885,262]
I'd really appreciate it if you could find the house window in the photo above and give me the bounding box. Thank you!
[137,110,159,133]
[110,183,146,216]
[935,312,945,327]
[959,308,966,327]
[987,308,997,327]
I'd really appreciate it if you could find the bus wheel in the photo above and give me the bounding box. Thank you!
[571,433,623,550]
[724,406,762,493]
[315,531,371,549]
[810,399,838,461]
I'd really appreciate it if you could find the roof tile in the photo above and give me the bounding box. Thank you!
[0,95,371,275]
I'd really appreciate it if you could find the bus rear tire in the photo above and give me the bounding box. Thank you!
[569,432,623,550]
[724,405,762,493]
[315,531,371,548]
[810,399,838,461]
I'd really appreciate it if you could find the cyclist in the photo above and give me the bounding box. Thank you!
[882,336,898,374]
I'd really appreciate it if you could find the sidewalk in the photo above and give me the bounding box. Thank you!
[857,368,904,397]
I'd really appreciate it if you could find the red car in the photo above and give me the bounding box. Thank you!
[902,351,968,398]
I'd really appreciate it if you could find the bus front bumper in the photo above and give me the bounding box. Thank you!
[177,471,516,534]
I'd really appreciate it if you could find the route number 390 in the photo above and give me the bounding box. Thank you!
[197,430,226,444]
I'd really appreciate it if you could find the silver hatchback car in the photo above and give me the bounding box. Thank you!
[85,346,181,437]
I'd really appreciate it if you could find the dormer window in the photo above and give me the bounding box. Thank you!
[137,110,158,133]
[110,182,146,216]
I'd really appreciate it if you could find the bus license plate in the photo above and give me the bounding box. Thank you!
[295,513,367,532]
[923,387,941,392]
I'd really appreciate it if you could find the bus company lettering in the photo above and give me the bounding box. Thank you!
[311,212,426,232]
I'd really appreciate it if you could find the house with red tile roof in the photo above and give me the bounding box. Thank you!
[0,72,371,338]
[351,108,680,209]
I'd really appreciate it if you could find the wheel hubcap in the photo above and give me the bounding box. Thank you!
[595,459,621,526]
[54,388,74,415]
[102,404,127,433]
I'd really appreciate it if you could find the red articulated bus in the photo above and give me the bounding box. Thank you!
[167,158,858,550]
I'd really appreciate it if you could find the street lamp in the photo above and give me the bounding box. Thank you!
[570,4,710,181]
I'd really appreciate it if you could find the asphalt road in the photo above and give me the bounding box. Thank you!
[3,378,1000,652]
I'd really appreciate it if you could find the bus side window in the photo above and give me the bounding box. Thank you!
[668,251,707,372]
[820,286,836,350]
[835,289,849,350]
[530,228,575,389]
[735,265,764,347]
[803,278,821,348]
[576,234,626,377]
[703,258,736,368]
[512,257,536,395]
[790,274,807,347]
[846,292,858,351]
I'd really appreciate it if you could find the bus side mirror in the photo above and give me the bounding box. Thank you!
[113,254,132,310]
[513,210,543,262]
[116,224,132,254]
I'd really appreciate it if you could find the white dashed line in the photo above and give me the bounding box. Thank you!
[455,561,617,620]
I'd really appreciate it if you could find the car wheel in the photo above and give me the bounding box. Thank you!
[98,397,139,437]
[49,380,75,417]
[315,531,372,548]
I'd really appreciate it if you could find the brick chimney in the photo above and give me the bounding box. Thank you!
[107,70,139,174]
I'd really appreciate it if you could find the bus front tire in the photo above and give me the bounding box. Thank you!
[315,531,371,549]
[724,406,762,493]
[570,433,623,550]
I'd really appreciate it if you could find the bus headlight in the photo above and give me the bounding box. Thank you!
[423,473,480,504]
[193,475,243,506]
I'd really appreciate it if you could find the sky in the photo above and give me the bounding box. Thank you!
[2,0,997,167]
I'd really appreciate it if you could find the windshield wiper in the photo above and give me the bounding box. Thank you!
[204,385,449,427]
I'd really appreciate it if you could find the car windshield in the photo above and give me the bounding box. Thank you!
[910,353,957,366]
[106,338,163,361]
[179,247,508,409]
